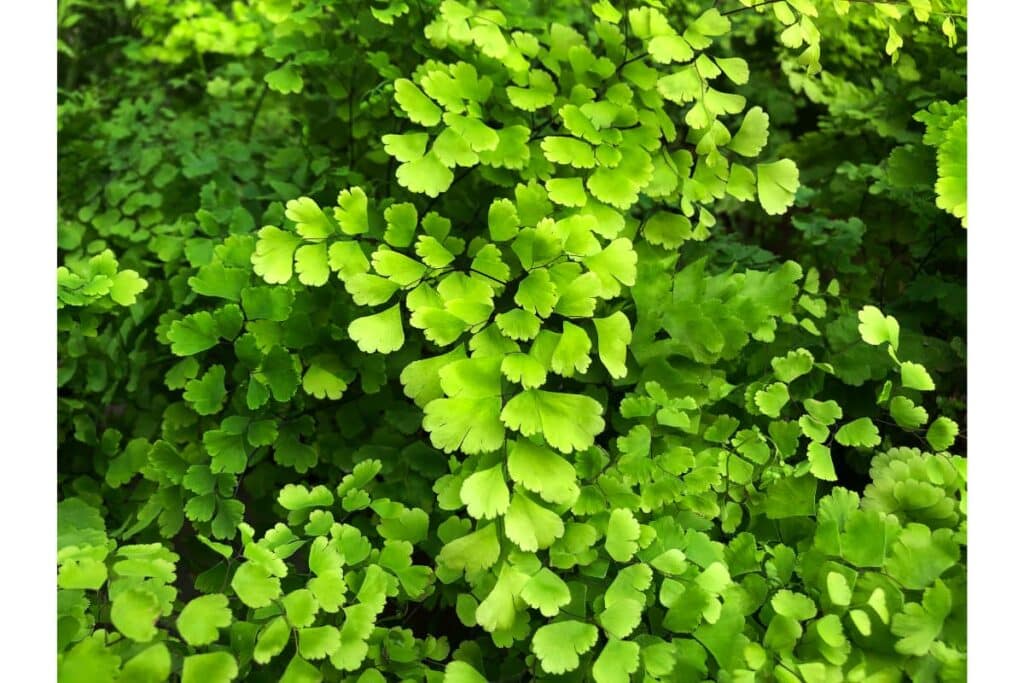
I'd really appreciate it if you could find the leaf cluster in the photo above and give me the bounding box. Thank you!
[57,1,967,681]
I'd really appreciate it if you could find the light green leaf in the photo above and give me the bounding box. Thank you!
[400,346,468,407]
[252,226,302,284]
[901,361,935,391]
[501,353,548,388]
[515,270,559,317]
[183,365,227,416]
[394,78,441,126]
[231,562,282,608]
[592,638,641,683]
[109,270,148,305]
[892,580,952,655]
[254,617,290,664]
[521,568,571,617]
[772,590,817,621]
[507,69,557,112]
[890,396,928,430]
[651,549,688,575]
[583,238,637,298]
[438,524,501,573]
[295,243,330,286]
[423,357,505,452]
[757,160,800,215]
[726,163,757,201]
[551,321,592,376]
[730,107,769,157]
[382,132,429,163]
[541,137,595,168]
[459,465,510,520]
[507,439,580,506]
[283,589,320,628]
[299,626,341,660]
[504,492,565,551]
[424,396,505,454]
[121,643,171,683]
[168,312,220,356]
[181,652,238,683]
[496,309,541,341]
[257,346,300,402]
[886,525,960,590]
[372,249,427,286]
[715,56,750,85]
[58,633,120,682]
[586,146,653,209]
[546,177,587,207]
[772,348,814,383]
[241,286,294,322]
[286,197,333,239]
[826,572,852,607]
[189,264,247,302]
[348,304,404,354]
[501,389,605,454]
[335,187,369,235]
[432,127,478,167]
[808,442,836,481]
[443,661,488,683]
[935,116,967,226]
[593,312,631,379]
[415,236,455,268]
[532,620,599,674]
[755,382,790,418]
[643,211,692,249]
[331,602,377,671]
[804,398,843,425]
[266,65,303,94]
[302,355,348,400]
[396,152,454,197]
[764,475,817,519]
[858,305,901,350]
[328,241,370,281]
[835,417,881,448]
[592,0,621,22]
[488,199,520,241]
[279,484,334,511]
[926,416,959,451]
[111,588,160,642]
[476,563,528,633]
[177,594,232,646]
[648,34,694,64]
[58,558,107,590]
[605,508,640,562]
[280,655,324,683]
[384,202,418,247]
[444,113,498,152]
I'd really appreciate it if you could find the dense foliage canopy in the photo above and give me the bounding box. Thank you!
[57,0,966,681]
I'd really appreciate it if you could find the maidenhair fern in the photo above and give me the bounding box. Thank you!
[57,1,967,681]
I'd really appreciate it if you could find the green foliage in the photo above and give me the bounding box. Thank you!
[917,99,967,227]
[58,1,966,681]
